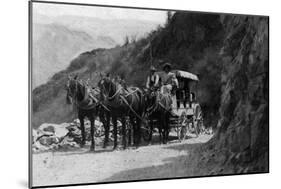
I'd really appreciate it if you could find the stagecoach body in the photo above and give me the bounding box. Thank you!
[170,70,204,140]
[143,70,204,142]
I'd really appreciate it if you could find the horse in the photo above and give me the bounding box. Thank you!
[144,89,171,144]
[98,77,144,149]
[66,75,105,151]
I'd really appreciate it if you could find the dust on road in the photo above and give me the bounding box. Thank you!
[32,134,213,187]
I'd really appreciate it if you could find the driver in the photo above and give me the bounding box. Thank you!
[146,66,160,91]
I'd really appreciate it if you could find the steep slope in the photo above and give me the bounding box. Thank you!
[32,46,131,128]
[32,23,116,88]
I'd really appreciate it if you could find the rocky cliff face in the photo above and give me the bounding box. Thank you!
[219,15,268,171]
[193,15,269,175]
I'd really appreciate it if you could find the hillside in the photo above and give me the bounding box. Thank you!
[32,46,130,128]
[32,23,116,88]
[31,11,234,128]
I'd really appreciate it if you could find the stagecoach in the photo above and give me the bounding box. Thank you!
[142,70,204,142]
[66,68,204,150]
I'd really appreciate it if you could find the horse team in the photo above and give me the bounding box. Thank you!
[66,74,172,151]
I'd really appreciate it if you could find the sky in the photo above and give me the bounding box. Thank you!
[33,2,167,23]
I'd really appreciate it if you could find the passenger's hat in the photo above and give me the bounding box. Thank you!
[163,62,172,70]
[150,66,156,71]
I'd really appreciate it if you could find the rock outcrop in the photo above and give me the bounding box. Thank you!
[192,15,269,175]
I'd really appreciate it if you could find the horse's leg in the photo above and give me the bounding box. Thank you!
[161,124,165,144]
[129,116,134,146]
[149,117,153,144]
[158,117,163,144]
[90,115,95,151]
[102,111,110,148]
[132,117,137,146]
[121,117,127,149]
[105,112,111,148]
[132,116,140,147]
[112,116,118,150]
[165,113,170,144]
[136,117,141,147]
[79,114,85,147]
[161,114,166,144]
[163,114,168,144]
[162,114,166,144]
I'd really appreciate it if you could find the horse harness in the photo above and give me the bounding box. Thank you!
[70,80,108,111]
[105,85,147,122]
[146,91,172,116]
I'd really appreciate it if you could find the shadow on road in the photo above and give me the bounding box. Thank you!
[55,147,115,156]
[101,138,209,183]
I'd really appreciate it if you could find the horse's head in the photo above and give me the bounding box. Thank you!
[143,89,157,112]
[65,75,85,104]
[98,76,116,101]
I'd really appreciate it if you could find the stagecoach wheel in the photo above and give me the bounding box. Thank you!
[193,104,203,137]
[193,117,199,137]
[197,111,204,133]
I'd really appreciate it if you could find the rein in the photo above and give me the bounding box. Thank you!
[69,80,99,110]
[107,87,123,101]
[119,95,147,123]
[146,92,171,115]
[102,80,146,122]
[125,88,139,97]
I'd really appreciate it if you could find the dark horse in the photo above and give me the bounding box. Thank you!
[144,89,171,144]
[98,77,144,149]
[66,75,103,151]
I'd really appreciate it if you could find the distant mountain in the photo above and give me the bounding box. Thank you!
[34,14,162,44]
[32,14,161,87]
[32,23,116,88]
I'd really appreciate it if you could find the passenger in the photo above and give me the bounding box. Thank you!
[160,63,178,95]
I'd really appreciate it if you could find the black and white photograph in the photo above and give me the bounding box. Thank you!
[29,1,269,188]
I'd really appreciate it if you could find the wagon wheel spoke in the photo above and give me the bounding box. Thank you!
[181,126,188,140]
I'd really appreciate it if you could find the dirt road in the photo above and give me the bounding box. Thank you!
[32,134,213,187]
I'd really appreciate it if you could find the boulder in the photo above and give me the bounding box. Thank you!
[32,119,108,152]
[38,123,69,138]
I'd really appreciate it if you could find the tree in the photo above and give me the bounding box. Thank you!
[166,11,173,26]
[123,35,129,46]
